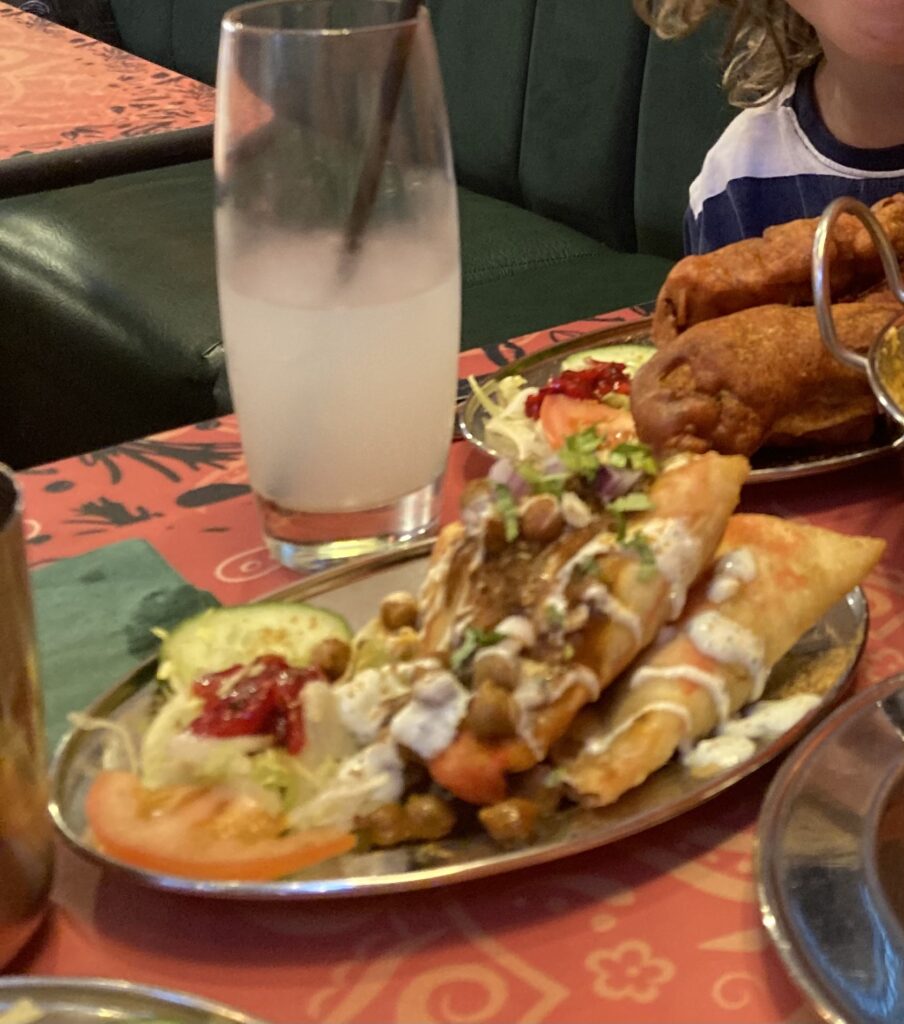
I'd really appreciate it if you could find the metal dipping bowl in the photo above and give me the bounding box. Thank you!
[0,466,53,969]
[813,196,904,430]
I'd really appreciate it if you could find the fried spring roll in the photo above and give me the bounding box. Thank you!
[423,452,749,804]
[559,515,885,807]
[652,193,904,344]
[631,302,897,457]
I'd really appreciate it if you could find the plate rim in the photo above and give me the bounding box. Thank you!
[49,548,870,901]
[456,317,904,484]
[0,975,268,1023]
[756,671,904,1024]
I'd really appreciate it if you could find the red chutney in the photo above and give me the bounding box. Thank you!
[190,655,324,755]
[525,360,631,420]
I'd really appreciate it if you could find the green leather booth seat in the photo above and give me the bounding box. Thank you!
[0,2,733,468]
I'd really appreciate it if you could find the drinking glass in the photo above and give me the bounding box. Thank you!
[0,466,53,968]
[215,0,460,570]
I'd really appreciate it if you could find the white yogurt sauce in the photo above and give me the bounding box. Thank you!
[706,547,757,604]
[634,518,702,620]
[683,734,755,772]
[681,693,821,773]
[687,610,768,699]
[335,659,437,745]
[389,670,470,759]
[629,663,731,724]
[722,693,821,741]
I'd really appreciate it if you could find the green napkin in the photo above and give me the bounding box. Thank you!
[31,540,219,752]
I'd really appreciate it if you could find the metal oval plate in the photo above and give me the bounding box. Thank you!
[0,976,265,1023]
[757,671,904,1024]
[457,319,904,484]
[51,540,868,900]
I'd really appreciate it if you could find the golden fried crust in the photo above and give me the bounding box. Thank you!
[631,302,898,457]
[652,193,904,344]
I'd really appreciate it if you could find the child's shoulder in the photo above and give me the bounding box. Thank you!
[688,81,809,219]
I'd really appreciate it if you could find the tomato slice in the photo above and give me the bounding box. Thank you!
[85,771,355,882]
[539,393,636,451]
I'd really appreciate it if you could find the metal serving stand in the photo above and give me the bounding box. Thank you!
[813,196,904,429]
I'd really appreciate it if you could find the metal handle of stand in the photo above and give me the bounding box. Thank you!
[812,196,904,372]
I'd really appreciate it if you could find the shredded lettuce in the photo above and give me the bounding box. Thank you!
[470,374,552,462]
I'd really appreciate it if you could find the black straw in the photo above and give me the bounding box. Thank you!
[341,0,423,264]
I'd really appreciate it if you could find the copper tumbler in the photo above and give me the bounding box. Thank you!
[0,465,53,968]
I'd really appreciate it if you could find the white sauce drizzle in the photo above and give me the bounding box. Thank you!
[581,701,694,757]
[682,694,821,773]
[335,659,438,745]
[541,532,641,639]
[389,670,470,759]
[584,583,643,640]
[629,663,731,724]
[721,693,821,741]
[512,662,599,757]
[683,735,755,773]
[634,518,702,620]
[706,547,757,604]
[687,610,768,699]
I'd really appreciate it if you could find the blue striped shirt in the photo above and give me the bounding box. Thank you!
[685,64,904,254]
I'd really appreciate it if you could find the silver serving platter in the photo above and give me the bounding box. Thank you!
[0,976,265,1023]
[757,671,904,1024]
[456,319,904,484]
[50,539,868,900]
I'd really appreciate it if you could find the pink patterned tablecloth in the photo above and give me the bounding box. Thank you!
[11,309,903,1024]
[0,1,214,160]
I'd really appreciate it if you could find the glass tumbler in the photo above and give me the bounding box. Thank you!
[0,466,53,969]
[215,0,461,571]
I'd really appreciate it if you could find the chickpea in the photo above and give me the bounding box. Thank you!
[362,803,411,847]
[309,637,351,680]
[380,591,419,631]
[472,648,519,689]
[478,798,540,844]
[467,681,517,741]
[510,765,563,816]
[519,494,563,544]
[404,794,455,840]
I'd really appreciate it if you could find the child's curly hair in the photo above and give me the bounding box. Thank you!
[634,1,821,107]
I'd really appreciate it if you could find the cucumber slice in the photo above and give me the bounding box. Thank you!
[157,603,352,691]
[561,342,654,375]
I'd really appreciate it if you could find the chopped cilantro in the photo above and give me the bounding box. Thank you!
[451,626,504,673]
[559,428,603,480]
[544,601,566,630]
[575,557,600,578]
[515,461,568,497]
[606,441,659,476]
[493,483,520,542]
[606,492,653,514]
[622,530,658,581]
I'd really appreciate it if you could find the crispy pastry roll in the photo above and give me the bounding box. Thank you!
[557,514,885,807]
[419,452,749,804]
[631,302,897,457]
[652,193,904,344]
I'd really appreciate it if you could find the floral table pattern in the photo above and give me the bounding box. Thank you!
[0,1,214,161]
[14,311,904,1024]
